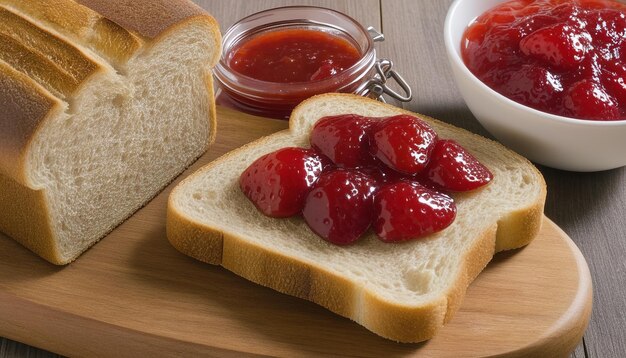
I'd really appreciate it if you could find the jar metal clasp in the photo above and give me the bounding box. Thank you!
[356,27,413,103]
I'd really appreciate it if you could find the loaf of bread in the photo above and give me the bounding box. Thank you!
[0,0,221,264]
[167,93,547,343]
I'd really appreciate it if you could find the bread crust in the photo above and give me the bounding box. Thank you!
[0,6,101,82]
[77,0,211,39]
[0,61,62,185]
[1,68,218,265]
[76,0,222,67]
[0,0,221,264]
[0,0,221,186]
[0,0,142,65]
[167,93,548,342]
[0,172,61,263]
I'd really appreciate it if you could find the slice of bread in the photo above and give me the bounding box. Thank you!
[0,0,221,264]
[167,93,547,343]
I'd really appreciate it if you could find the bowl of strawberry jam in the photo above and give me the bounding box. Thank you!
[445,0,626,171]
[214,7,377,119]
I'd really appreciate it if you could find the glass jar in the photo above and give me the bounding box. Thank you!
[214,6,381,119]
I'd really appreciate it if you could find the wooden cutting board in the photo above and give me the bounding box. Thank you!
[0,106,592,358]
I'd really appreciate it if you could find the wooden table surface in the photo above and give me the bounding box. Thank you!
[2,1,624,357]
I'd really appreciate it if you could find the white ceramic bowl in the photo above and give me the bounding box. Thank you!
[444,0,626,172]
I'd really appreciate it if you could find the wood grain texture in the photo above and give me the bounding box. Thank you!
[0,340,60,358]
[571,340,587,358]
[541,166,626,358]
[0,106,591,357]
[194,0,381,34]
[4,0,625,356]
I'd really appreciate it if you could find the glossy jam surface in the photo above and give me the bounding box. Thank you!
[303,169,376,245]
[239,147,324,217]
[240,114,494,245]
[373,182,456,242]
[462,0,626,120]
[370,115,438,174]
[229,29,361,83]
[310,114,376,168]
[423,140,494,192]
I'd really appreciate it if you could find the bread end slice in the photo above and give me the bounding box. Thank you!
[0,0,221,265]
[167,93,546,342]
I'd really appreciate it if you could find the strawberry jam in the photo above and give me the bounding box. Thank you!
[310,114,376,168]
[373,181,457,242]
[462,0,626,121]
[239,147,325,217]
[303,169,377,245]
[370,115,438,174]
[422,140,493,192]
[229,29,361,83]
[240,114,494,244]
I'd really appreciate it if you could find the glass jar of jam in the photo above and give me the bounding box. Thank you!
[214,6,410,119]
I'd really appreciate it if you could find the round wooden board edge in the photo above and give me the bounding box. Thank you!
[0,216,594,358]
[492,218,593,358]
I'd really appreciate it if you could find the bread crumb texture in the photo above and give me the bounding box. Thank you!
[167,93,547,342]
[0,0,220,264]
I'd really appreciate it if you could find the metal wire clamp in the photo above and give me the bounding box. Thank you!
[356,27,413,103]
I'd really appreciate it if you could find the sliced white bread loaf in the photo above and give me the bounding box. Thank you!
[167,93,547,343]
[0,0,221,264]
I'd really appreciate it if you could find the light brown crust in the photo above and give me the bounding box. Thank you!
[0,172,61,263]
[88,17,143,65]
[0,33,79,97]
[77,0,210,39]
[495,197,546,252]
[0,0,220,184]
[0,5,106,184]
[0,7,101,83]
[204,64,218,147]
[0,0,95,34]
[0,0,221,264]
[167,201,500,342]
[0,0,142,65]
[0,61,62,184]
[167,93,548,342]
[0,64,65,264]
[82,1,222,69]
[167,201,224,265]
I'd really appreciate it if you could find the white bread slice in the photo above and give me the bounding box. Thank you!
[0,0,221,264]
[167,93,547,343]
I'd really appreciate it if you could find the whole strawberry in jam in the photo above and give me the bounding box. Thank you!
[310,114,375,168]
[422,140,493,192]
[519,23,591,70]
[370,115,438,175]
[604,62,626,106]
[240,147,324,217]
[563,79,620,120]
[462,0,626,120]
[497,65,563,108]
[302,169,377,245]
[373,181,456,242]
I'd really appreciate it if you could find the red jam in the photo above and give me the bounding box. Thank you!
[239,147,325,217]
[302,169,377,245]
[462,0,626,121]
[215,7,377,119]
[229,29,361,83]
[240,114,494,245]
[373,181,457,242]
